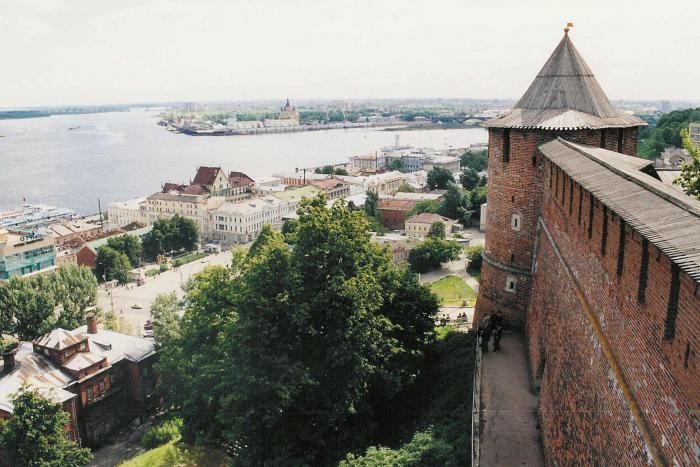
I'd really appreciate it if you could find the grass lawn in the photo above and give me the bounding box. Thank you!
[430,275,477,306]
[119,441,175,467]
[119,441,228,467]
[172,252,208,267]
[145,269,159,278]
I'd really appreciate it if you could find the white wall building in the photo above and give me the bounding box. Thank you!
[106,197,147,230]
[209,196,287,244]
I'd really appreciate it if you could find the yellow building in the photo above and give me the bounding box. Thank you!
[279,99,300,122]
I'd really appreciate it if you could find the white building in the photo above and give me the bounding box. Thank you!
[209,196,287,244]
[106,197,147,230]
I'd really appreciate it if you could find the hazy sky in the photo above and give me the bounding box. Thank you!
[1,0,698,107]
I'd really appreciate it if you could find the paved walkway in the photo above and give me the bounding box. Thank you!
[479,332,544,467]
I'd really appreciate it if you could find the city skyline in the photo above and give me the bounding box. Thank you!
[2,0,699,107]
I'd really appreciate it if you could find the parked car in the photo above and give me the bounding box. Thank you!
[143,320,153,331]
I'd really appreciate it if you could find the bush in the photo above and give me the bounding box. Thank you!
[465,245,484,270]
[159,263,169,273]
[141,418,183,449]
[172,259,183,268]
[145,269,159,278]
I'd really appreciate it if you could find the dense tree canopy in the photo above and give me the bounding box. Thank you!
[426,167,455,190]
[460,149,488,172]
[156,196,440,465]
[105,234,142,268]
[0,388,92,467]
[389,159,407,172]
[142,215,199,261]
[94,246,131,284]
[637,107,700,158]
[0,264,97,340]
[459,168,480,191]
[408,238,461,273]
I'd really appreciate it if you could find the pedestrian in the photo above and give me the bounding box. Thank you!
[492,325,503,351]
[479,327,489,353]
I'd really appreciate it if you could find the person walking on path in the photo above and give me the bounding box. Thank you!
[492,324,503,351]
[478,314,491,353]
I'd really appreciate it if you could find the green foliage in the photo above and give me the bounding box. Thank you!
[151,293,181,346]
[637,107,700,158]
[340,427,452,466]
[674,128,700,199]
[142,216,199,261]
[315,165,337,175]
[0,388,92,466]
[156,196,439,465]
[0,264,97,340]
[145,268,159,278]
[427,221,446,239]
[141,418,183,449]
[389,159,407,172]
[407,200,441,218]
[336,167,349,176]
[459,168,480,191]
[155,266,239,443]
[408,238,461,273]
[172,252,206,268]
[465,245,485,270]
[439,182,473,226]
[95,246,131,284]
[159,263,168,273]
[364,190,379,218]
[398,183,415,193]
[426,167,455,190]
[106,235,142,268]
[460,149,488,172]
[341,330,475,467]
[469,184,487,218]
[247,224,278,258]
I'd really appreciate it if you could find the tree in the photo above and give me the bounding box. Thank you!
[335,167,348,176]
[398,183,415,193]
[427,221,446,239]
[408,238,461,273]
[106,235,142,268]
[247,224,278,258]
[151,292,181,346]
[142,216,199,260]
[459,168,480,191]
[0,265,97,339]
[155,266,239,443]
[469,185,488,219]
[389,159,407,172]
[465,245,485,270]
[674,128,700,199]
[439,182,473,225]
[316,165,336,175]
[364,190,379,219]
[407,200,441,218]
[94,246,131,284]
[173,215,199,252]
[0,388,92,466]
[427,167,455,190]
[460,149,488,172]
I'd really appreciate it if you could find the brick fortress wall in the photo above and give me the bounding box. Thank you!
[526,152,700,465]
[475,127,638,328]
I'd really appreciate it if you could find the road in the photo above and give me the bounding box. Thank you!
[97,250,233,335]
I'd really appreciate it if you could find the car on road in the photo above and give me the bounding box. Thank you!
[131,304,143,310]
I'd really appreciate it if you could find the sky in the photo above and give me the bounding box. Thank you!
[1,0,698,107]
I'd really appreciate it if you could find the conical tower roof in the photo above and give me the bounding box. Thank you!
[485,32,646,130]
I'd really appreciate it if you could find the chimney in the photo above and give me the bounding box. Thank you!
[87,314,98,334]
[3,352,16,373]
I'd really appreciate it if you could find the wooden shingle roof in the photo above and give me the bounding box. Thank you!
[486,33,646,130]
[539,138,700,281]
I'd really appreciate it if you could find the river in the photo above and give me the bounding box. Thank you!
[0,108,487,214]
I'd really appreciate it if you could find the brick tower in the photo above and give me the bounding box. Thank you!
[474,29,645,328]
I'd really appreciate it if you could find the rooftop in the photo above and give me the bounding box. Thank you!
[192,166,223,186]
[272,186,321,203]
[406,213,454,224]
[485,32,646,130]
[539,138,700,281]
